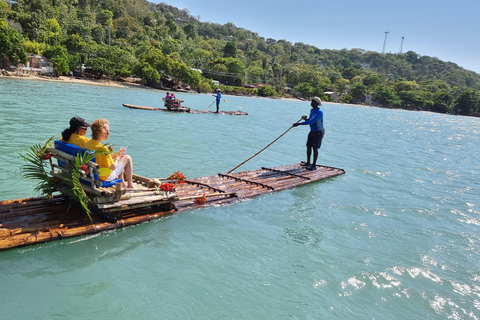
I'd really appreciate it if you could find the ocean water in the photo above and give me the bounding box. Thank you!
[0,78,479,319]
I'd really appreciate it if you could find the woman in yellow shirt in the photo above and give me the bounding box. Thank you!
[61,117,91,147]
[84,119,135,188]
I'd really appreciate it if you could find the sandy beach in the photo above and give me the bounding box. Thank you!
[0,73,148,89]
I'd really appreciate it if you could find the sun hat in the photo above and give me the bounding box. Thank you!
[217,89,221,92]
[312,97,322,105]
[70,117,90,130]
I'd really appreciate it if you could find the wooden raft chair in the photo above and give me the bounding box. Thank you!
[47,140,178,220]
[47,140,124,203]
[163,98,176,110]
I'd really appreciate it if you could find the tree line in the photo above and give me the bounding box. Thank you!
[1,0,479,116]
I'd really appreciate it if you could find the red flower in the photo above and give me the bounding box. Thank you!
[168,171,185,183]
[195,194,207,205]
[80,164,90,174]
[160,183,175,192]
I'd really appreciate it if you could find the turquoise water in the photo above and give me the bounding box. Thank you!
[1,78,479,319]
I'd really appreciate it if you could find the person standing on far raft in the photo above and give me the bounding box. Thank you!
[213,89,221,113]
[293,97,325,171]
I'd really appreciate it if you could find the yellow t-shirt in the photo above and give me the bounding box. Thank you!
[60,133,90,148]
[83,139,114,181]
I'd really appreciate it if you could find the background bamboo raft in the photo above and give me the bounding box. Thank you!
[122,103,248,115]
[0,163,344,251]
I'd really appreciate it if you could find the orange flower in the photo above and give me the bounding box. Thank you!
[195,193,207,205]
[168,171,185,183]
[160,183,175,192]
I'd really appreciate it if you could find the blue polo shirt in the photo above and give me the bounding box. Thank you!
[301,108,324,132]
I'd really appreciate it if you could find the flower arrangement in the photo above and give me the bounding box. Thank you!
[195,193,207,205]
[159,182,175,192]
[168,171,185,183]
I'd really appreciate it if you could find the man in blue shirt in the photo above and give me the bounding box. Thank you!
[293,97,325,171]
[213,89,222,113]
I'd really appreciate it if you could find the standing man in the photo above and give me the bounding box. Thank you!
[293,97,325,171]
[213,89,222,113]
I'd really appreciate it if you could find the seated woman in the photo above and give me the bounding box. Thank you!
[84,119,135,188]
[60,117,91,147]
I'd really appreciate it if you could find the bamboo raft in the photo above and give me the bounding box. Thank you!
[123,103,248,116]
[0,163,344,251]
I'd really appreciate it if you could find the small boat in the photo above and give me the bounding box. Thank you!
[123,103,248,116]
[0,140,344,251]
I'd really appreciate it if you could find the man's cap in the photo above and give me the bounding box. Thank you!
[70,117,90,129]
[312,97,322,105]
[217,89,221,92]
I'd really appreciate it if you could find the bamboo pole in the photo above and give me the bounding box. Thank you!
[227,118,303,173]
[200,100,216,114]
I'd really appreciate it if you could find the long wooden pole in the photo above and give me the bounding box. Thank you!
[227,118,303,173]
[200,100,216,114]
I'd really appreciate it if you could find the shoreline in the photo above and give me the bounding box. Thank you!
[0,73,357,106]
[0,73,149,89]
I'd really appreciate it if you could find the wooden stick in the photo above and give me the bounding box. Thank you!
[227,118,303,173]
[200,100,216,114]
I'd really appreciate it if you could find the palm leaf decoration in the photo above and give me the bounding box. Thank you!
[19,136,56,198]
[20,138,109,222]
[61,151,97,221]
[60,149,109,222]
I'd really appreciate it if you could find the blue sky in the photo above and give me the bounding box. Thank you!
[156,0,480,74]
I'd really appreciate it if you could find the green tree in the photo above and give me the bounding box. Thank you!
[183,22,197,39]
[372,84,400,107]
[43,45,69,76]
[41,19,62,45]
[454,89,480,116]
[293,82,314,97]
[24,40,45,55]
[87,45,135,78]
[246,65,264,83]
[350,83,367,100]
[334,78,350,94]
[133,61,160,84]
[97,9,114,27]
[0,19,27,67]
[223,41,237,58]
[258,85,277,97]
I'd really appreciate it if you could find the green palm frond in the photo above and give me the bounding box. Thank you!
[19,136,56,198]
[61,149,109,222]
[20,138,112,221]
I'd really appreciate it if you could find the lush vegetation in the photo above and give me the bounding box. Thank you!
[1,0,479,116]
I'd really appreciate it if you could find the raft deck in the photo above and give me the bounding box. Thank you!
[123,103,248,115]
[0,163,344,251]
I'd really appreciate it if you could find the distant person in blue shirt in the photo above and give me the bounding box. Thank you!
[213,89,222,113]
[293,97,325,171]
